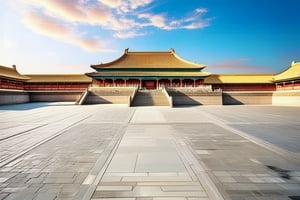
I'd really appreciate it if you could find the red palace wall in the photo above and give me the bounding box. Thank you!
[276,81,300,91]
[0,79,24,90]
[3,78,300,93]
[23,83,89,91]
[92,79,205,88]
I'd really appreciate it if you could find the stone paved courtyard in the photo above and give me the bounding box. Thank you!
[0,103,300,200]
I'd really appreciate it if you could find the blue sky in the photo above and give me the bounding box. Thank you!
[0,0,299,74]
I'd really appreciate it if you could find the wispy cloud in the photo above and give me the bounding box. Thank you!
[113,31,147,39]
[23,11,70,39]
[181,20,210,29]
[22,0,113,26]
[98,0,154,13]
[196,8,208,13]
[17,0,213,51]
[216,58,250,66]
[138,8,212,30]
[23,11,109,52]
[210,58,276,73]
[138,13,172,30]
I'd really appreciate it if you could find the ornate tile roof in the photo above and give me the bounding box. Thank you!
[91,48,206,69]
[0,65,30,81]
[273,61,300,82]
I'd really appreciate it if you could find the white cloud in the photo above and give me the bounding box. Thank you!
[138,11,212,30]
[181,21,210,29]
[23,11,71,39]
[129,0,153,10]
[23,0,112,26]
[23,11,108,51]
[97,0,124,8]
[114,31,146,38]
[138,13,172,29]
[17,0,213,51]
[196,8,208,13]
[98,0,154,12]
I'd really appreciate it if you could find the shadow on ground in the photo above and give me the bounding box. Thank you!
[0,102,75,110]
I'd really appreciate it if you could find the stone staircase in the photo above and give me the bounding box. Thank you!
[132,89,170,106]
[83,87,135,105]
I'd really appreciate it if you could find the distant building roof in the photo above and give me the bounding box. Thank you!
[25,74,92,83]
[91,48,206,69]
[273,61,300,82]
[204,74,274,84]
[0,65,30,81]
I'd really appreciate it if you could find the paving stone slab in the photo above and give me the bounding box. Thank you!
[1,105,300,199]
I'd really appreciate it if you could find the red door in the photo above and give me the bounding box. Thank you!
[144,80,156,89]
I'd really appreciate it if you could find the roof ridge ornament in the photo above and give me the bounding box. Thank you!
[170,48,175,53]
[125,48,129,54]
[291,61,300,65]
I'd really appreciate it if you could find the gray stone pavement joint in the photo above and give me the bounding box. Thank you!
[173,136,225,200]
[74,108,136,200]
[0,115,92,168]
[198,110,300,166]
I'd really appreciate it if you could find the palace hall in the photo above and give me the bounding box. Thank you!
[86,48,210,89]
[0,49,299,106]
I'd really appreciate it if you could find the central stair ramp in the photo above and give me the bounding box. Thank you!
[132,89,172,106]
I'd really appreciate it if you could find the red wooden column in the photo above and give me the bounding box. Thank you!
[170,79,173,87]
[112,79,115,87]
[193,79,196,87]
[292,81,295,90]
[156,79,159,89]
[180,79,183,87]
[139,79,142,88]
[125,79,127,87]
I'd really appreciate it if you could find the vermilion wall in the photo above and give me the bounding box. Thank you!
[276,82,300,91]
[24,83,89,91]
[0,79,24,90]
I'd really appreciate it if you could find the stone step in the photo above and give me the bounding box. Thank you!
[83,88,135,104]
[132,90,170,106]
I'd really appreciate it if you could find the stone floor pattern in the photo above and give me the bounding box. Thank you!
[0,103,300,200]
[93,124,208,199]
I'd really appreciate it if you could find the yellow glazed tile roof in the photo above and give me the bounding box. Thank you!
[273,61,300,82]
[91,48,206,69]
[0,65,30,81]
[86,71,210,77]
[204,74,274,84]
[25,74,92,83]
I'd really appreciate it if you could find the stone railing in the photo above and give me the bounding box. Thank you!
[75,88,89,105]
[128,86,138,107]
[162,87,173,107]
